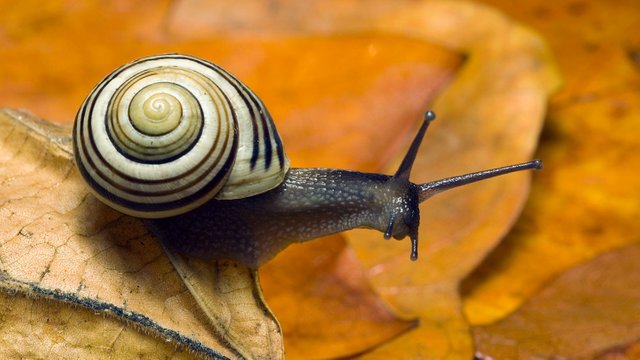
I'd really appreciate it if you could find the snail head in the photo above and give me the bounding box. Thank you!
[380,111,542,261]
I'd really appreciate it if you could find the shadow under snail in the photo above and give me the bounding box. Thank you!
[73,53,541,269]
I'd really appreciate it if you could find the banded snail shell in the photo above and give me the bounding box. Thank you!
[73,54,290,218]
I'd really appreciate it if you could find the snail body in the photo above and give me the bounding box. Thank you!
[146,168,419,268]
[73,54,542,268]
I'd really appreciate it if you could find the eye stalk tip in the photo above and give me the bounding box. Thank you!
[533,159,543,170]
[424,110,436,123]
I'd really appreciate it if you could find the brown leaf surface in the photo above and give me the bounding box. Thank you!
[474,242,640,358]
[462,0,640,329]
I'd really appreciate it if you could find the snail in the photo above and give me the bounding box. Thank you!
[73,53,541,269]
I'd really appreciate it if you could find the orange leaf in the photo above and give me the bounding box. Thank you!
[261,237,415,359]
[474,243,640,358]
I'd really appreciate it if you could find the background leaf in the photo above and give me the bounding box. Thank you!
[462,0,640,330]
[474,243,640,358]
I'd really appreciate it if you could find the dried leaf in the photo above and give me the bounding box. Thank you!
[164,254,283,360]
[474,243,640,358]
[0,109,282,359]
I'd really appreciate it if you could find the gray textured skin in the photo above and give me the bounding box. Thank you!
[146,168,419,269]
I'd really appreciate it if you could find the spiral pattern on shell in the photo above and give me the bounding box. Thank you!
[73,54,289,218]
